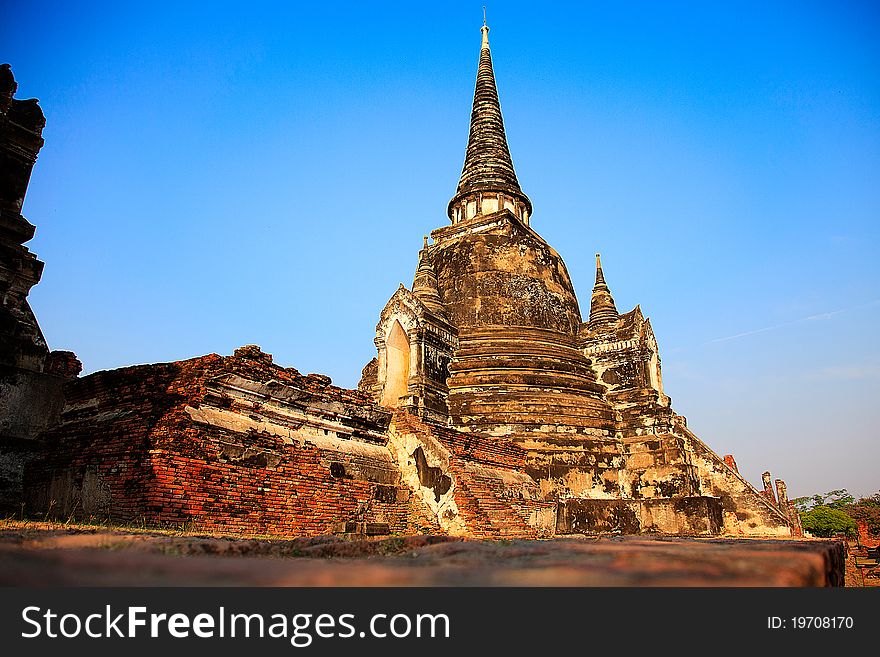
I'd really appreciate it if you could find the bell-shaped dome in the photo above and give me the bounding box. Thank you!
[429,210,615,437]
[431,216,582,334]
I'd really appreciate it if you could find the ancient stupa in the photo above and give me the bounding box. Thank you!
[358,21,797,536]
[1,24,799,538]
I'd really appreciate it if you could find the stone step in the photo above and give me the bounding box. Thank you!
[454,474,536,538]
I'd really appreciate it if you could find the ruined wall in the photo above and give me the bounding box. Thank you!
[23,346,793,539]
[523,436,625,501]
[673,422,791,536]
[0,366,65,511]
[144,433,416,537]
[25,360,178,519]
[551,430,724,536]
[25,348,435,537]
[26,346,566,539]
[0,66,81,511]
[620,433,700,500]
[556,496,723,535]
[546,425,781,537]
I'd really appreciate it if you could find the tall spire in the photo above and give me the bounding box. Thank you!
[447,19,531,225]
[589,253,619,329]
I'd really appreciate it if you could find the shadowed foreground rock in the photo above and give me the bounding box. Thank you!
[0,525,844,586]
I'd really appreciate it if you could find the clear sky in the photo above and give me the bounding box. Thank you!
[2,1,878,500]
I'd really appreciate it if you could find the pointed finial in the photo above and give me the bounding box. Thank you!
[483,6,487,26]
[423,235,429,249]
[589,252,618,327]
[594,253,607,285]
[481,7,490,48]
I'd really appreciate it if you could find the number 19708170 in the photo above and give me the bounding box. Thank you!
[768,617,854,629]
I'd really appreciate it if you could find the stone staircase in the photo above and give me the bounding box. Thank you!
[453,471,538,539]
[390,410,550,539]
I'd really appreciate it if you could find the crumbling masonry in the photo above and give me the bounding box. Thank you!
[1,24,801,538]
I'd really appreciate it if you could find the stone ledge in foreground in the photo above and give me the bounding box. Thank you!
[0,526,846,586]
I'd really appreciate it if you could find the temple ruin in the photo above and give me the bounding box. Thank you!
[0,23,801,538]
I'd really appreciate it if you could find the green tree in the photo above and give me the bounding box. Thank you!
[799,505,858,538]
[791,489,855,512]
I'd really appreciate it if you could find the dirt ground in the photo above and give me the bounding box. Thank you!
[0,520,860,586]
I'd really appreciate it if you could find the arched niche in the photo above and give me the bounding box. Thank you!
[649,350,663,394]
[381,320,411,407]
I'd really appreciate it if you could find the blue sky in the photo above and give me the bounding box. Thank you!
[3,1,878,499]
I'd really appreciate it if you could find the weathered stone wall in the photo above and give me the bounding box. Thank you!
[620,434,700,499]
[0,366,66,511]
[24,361,174,519]
[0,366,66,441]
[556,496,723,535]
[673,422,791,536]
[25,349,436,537]
[523,436,625,500]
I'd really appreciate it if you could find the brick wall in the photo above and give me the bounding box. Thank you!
[24,349,430,537]
[425,422,526,470]
[143,442,412,536]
